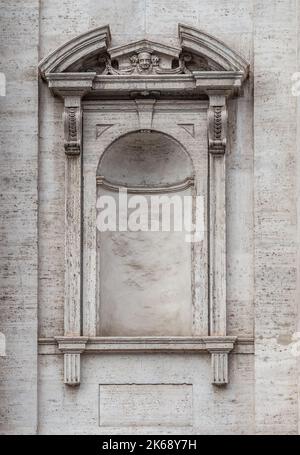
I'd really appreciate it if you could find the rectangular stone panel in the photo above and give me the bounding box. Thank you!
[99,383,193,427]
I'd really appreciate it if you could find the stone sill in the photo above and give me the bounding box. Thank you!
[38,336,254,355]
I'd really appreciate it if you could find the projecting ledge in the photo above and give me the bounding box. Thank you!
[38,336,243,386]
[37,335,256,355]
[52,335,236,353]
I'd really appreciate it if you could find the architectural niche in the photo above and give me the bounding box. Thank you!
[39,24,249,387]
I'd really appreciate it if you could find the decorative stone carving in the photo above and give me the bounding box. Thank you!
[39,25,249,388]
[63,106,82,155]
[62,95,87,358]
[79,49,214,75]
[61,24,250,77]
[103,49,192,75]
[179,24,249,73]
[39,76,95,385]
[38,26,111,77]
[208,101,228,155]
[208,93,228,344]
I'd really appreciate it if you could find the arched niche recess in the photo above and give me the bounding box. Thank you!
[39,24,249,386]
[96,131,194,337]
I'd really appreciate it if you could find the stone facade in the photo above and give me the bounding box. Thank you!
[0,0,299,435]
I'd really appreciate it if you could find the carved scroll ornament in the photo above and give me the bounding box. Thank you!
[208,103,228,154]
[63,106,82,155]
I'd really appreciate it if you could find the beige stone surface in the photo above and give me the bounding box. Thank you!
[254,0,299,435]
[0,0,299,435]
[0,0,39,435]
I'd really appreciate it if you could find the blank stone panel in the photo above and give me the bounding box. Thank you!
[99,384,193,428]
[98,190,193,336]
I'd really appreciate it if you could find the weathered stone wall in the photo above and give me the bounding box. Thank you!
[37,0,255,434]
[0,0,39,435]
[0,0,299,434]
[254,0,299,435]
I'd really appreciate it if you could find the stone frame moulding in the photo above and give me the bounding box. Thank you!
[38,24,249,387]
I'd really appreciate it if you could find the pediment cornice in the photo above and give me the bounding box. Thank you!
[109,39,181,60]
[39,24,249,92]
[39,25,111,78]
[178,24,249,73]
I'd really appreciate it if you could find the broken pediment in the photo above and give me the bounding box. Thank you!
[103,39,191,75]
[39,24,249,79]
[71,39,224,75]
[68,39,210,75]
[38,25,111,78]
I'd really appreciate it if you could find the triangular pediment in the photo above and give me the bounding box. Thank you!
[109,39,181,60]
[106,39,186,74]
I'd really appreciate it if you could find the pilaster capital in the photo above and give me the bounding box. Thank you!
[43,73,96,156]
[207,91,229,155]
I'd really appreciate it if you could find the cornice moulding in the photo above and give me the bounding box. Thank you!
[55,336,89,353]
[38,24,249,98]
[109,39,182,60]
[52,336,237,354]
[91,73,244,97]
[178,23,249,74]
[83,99,209,112]
[44,71,244,98]
[38,25,111,78]
[39,337,254,354]
[96,176,195,193]
[45,72,97,97]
